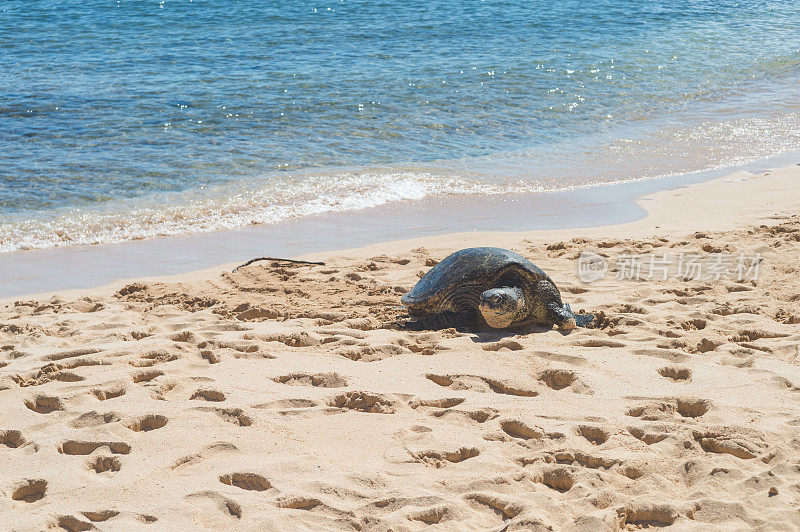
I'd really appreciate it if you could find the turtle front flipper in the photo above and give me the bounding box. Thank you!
[563,302,596,328]
[547,302,595,330]
[545,301,577,331]
[402,311,476,332]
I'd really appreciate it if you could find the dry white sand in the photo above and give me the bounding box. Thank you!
[2,165,800,530]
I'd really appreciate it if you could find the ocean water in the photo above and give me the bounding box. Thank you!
[2,0,800,253]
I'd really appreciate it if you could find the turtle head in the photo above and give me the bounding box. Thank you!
[479,287,524,329]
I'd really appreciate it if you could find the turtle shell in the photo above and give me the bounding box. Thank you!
[402,247,552,313]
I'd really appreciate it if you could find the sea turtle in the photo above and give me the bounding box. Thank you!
[401,247,593,331]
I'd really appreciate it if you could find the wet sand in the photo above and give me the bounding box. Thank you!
[5,151,799,300]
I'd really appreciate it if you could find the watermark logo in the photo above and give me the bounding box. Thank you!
[577,252,761,283]
[577,251,609,283]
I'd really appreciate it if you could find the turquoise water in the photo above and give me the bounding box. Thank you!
[2,0,800,252]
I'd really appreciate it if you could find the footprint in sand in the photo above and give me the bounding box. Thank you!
[230,306,280,322]
[199,350,221,364]
[658,365,692,381]
[273,372,348,388]
[692,428,767,459]
[11,478,47,503]
[395,333,448,355]
[24,395,64,414]
[263,397,318,409]
[70,411,121,428]
[534,449,618,470]
[256,332,321,348]
[199,338,274,359]
[195,407,253,426]
[632,348,689,363]
[185,491,242,522]
[130,348,180,368]
[12,363,93,387]
[408,397,465,409]
[59,440,131,455]
[464,493,524,521]
[219,472,273,491]
[681,318,707,330]
[336,344,405,362]
[626,397,710,420]
[53,370,85,382]
[616,502,684,528]
[171,331,200,343]
[275,495,328,511]
[132,369,163,383]
[731,329,790,347]
[128,330,153,340]
[80,510,119,523]
[481,339,524,352]
[57,515,97,531]
[537,369,592,393]
[574,424,609,445]
[125,414,168,432]
[693,338,723,353]
[172,442,239,470]
[411,446,481,468]
[252,399,321,417]
[538,466,576,492]
[328,391,396,413]
[407,505,457,526]
[44,347,101,362]
[1,430,26,449]
[530,350,587,366]
[316,324,367,344]
[91,387,126,401]
[190,389,226,402]
[60,511,156,530]
[498,419,546,441]
[431,407,499,424]
[675,397,711,418]
[339,317,383,331]
[538,449,642,480]
[149,380,182,401]
[628,426,669,445]
[576,338,626,348]
[426,374,539,397]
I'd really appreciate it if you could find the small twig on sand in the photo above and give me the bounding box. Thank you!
[232,257,325,273]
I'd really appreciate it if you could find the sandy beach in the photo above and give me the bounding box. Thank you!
[2,164,800,530]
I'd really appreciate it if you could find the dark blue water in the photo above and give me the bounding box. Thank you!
[2,0,800,252]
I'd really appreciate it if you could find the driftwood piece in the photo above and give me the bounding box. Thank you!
[232,257,325,273]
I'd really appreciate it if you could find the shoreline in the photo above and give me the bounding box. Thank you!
[302,162,800,261]
[4,155,799,303]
